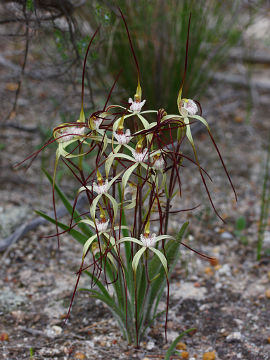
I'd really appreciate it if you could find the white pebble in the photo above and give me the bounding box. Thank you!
[221,231,233,239]
[226,331,243,342]
[146,341,155,350]
[217,264,231,277]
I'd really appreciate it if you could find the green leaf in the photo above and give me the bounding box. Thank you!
[26,0,34,11]
[118,183,134,299]
[43,169,92,237]
[175,221,189,243]
[83,271,112,301]
[147,223,189,320]
[236,216,246,232]
[164,328,196,360]
[35,210,87,245]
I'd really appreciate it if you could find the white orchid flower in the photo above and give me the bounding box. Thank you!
[180,98,198,116]
[116,232,174,273]
[113,128,131,144]
[128,97,146,113]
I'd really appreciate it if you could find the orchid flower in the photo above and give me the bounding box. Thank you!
[128,97,146,113]
[116,229,173,274]
[179,98,198,116]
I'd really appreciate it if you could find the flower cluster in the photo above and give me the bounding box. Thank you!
[44,84,235,347]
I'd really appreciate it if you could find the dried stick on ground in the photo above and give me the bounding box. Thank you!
[0,194,88,253]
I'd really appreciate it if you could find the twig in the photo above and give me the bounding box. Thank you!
[0,194,88,253]
[230,48,270,65]
[211,72,270,91]
[6,3,30,120]
[0,123,38,132]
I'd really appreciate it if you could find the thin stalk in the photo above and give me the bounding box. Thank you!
[133,271,139,347]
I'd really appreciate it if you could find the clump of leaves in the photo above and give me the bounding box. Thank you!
[90,0,245,112]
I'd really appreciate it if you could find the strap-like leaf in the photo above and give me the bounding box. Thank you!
[164,328,196,360]
[35,210,87,245]
[43,169,92,237]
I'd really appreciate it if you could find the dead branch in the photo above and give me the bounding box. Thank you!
[230,48,270,65]
[0,123,38,132]
[6,3,30,120]
[211,72,270,91]
[1,0,81,15]
[0,194,88,253]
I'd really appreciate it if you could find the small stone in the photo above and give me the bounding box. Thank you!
[146,341,155,350]
[234,319,243,328]
[0,333,9,341]
[74,352,86,360]
[226,332,242,342]
[171,282,207,300]
[221,231,233,239]
[44,325,62,338]
[64,347,74,355]
[199,304,210,311]
[167,321,174,329]
[181,351,189,359]
[204,267,214,276]
[265,289,270,299]
[220,328,230,337]
[6,82,19,91]
[215,282,223,290]
[263,231,270,246]
[176,342,187,350]
[202,351,216,360]
[234,115,243,123]
[51,325,62,335]
[217,264,231,277]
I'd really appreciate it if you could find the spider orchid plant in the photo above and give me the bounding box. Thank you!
[17,10,236,347]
